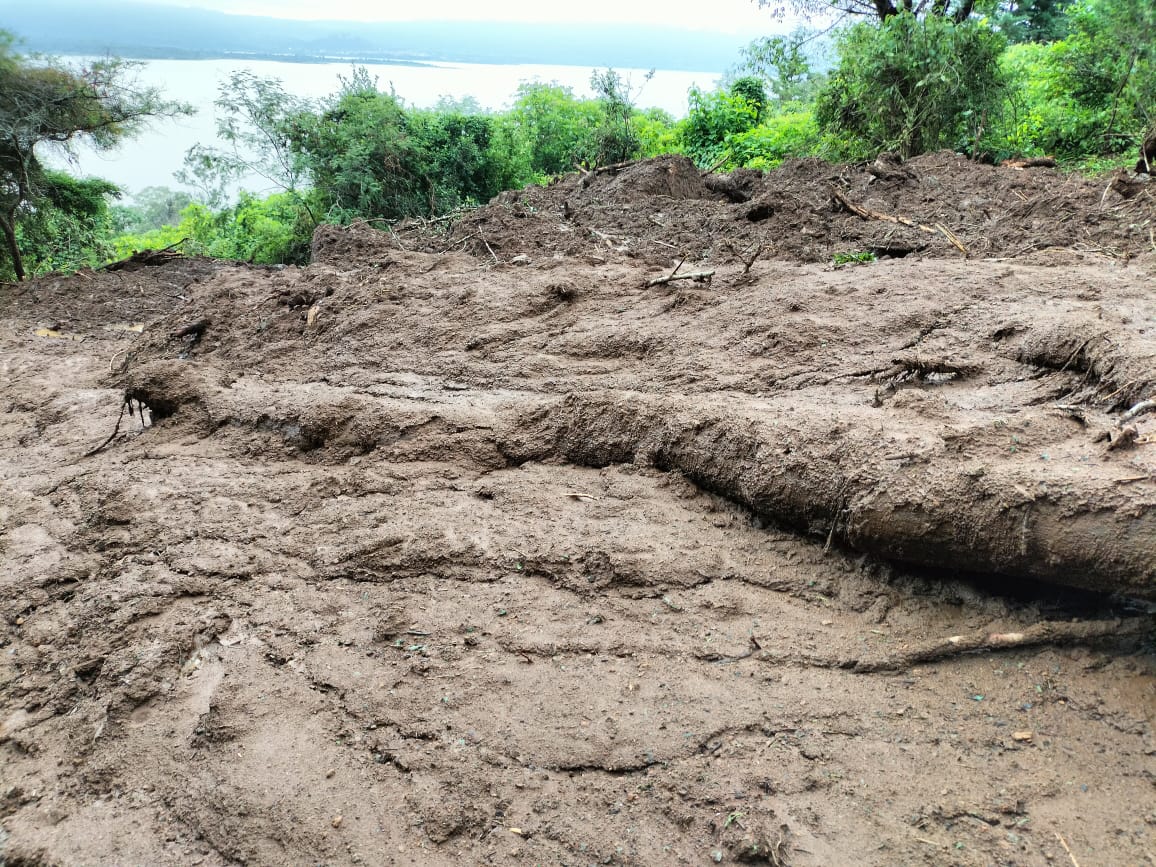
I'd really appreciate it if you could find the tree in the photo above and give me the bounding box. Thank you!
[506,82,602,176]
[1057,0,1156,149]
[998,0,1073,42]
[734,30,823,103]
[680,81,765,168]
[287,70,517,221]
[815,12,1006,157]
[761,0,990,23]
[289,73,426,219]
[0,33,190,280]
[589,68,651,166]
[177,70,313,210]
[17,170,120,274]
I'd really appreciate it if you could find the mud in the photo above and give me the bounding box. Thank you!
[2,156,1155,866]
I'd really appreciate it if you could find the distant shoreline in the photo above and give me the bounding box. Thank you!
[44,46,443,68]
[8,2,749,74]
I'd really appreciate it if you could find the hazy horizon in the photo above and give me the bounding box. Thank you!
[5,0,779,72]
[46,0,787,35]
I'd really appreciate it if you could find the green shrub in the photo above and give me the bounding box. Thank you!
[727,111,823,169]
[679,85,761,168]
[114,191,316,265]
[815,13,1007,158]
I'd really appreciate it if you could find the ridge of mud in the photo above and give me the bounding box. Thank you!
[502,392,1156,597]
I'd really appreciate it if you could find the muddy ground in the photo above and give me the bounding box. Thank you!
[2,154,1155,866]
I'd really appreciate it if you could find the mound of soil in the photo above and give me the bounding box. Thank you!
[2,157,1155,866]
[380,151,1156,267]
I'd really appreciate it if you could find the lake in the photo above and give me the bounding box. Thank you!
[56,57,723,197]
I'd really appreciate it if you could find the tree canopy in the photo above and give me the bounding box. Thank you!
[762,0,986,23]
[0,32,189,279]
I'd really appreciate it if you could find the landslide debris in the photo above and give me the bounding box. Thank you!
[2,155,1155,867]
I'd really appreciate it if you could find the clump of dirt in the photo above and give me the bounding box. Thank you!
[2,156,1155,867]
[597,154,714,200]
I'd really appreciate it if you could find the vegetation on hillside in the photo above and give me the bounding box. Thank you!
[1,0,1152,281]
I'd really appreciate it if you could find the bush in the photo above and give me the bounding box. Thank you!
[114,191,316,265]
[679,85,762,168]
[635,108,681,158]
[815,13,1007,158]
[12,171,120,277]
[504,82,601,177]
[994,41,1104,158]
[727,111,824,169]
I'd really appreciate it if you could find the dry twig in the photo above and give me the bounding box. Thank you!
[1056,832,1081,867]
[480,235,498,264]
[646,267,715,288]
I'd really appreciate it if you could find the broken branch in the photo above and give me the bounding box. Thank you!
[1120,398,1156,422]
[851,617,1150,673]
[832,190,968,253]
[101,239,189,272]
[646,268,715,288]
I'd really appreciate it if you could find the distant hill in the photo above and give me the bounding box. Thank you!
[2,1,751,71]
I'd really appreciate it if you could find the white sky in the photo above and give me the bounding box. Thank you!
[139,0,786,35]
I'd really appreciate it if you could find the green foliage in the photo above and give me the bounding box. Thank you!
[727,111,825,169]
[114,190,316,265]
[832,249,877,266]
[1053,0,1155,151]
[815,13,1007,158]
[990,0,1154,158]
[290,74,518,220]
[589,68,650,166]
[729,77,769,121]
[634,108,681,158]
[292,78,417,219]
[997,0,1074,42]
[0,33,190,279]
[178,70,313,209]
[993,41,1093,156]
[15,170,120,275]
[680,84,763,168]
[505,82,602,175]
[733,31,823,104]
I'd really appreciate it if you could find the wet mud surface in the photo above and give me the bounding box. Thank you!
[2,155,1155,865]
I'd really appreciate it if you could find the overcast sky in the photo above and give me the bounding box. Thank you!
[135,0,785,34]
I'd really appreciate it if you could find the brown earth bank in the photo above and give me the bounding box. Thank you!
[2,155,1155,866]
